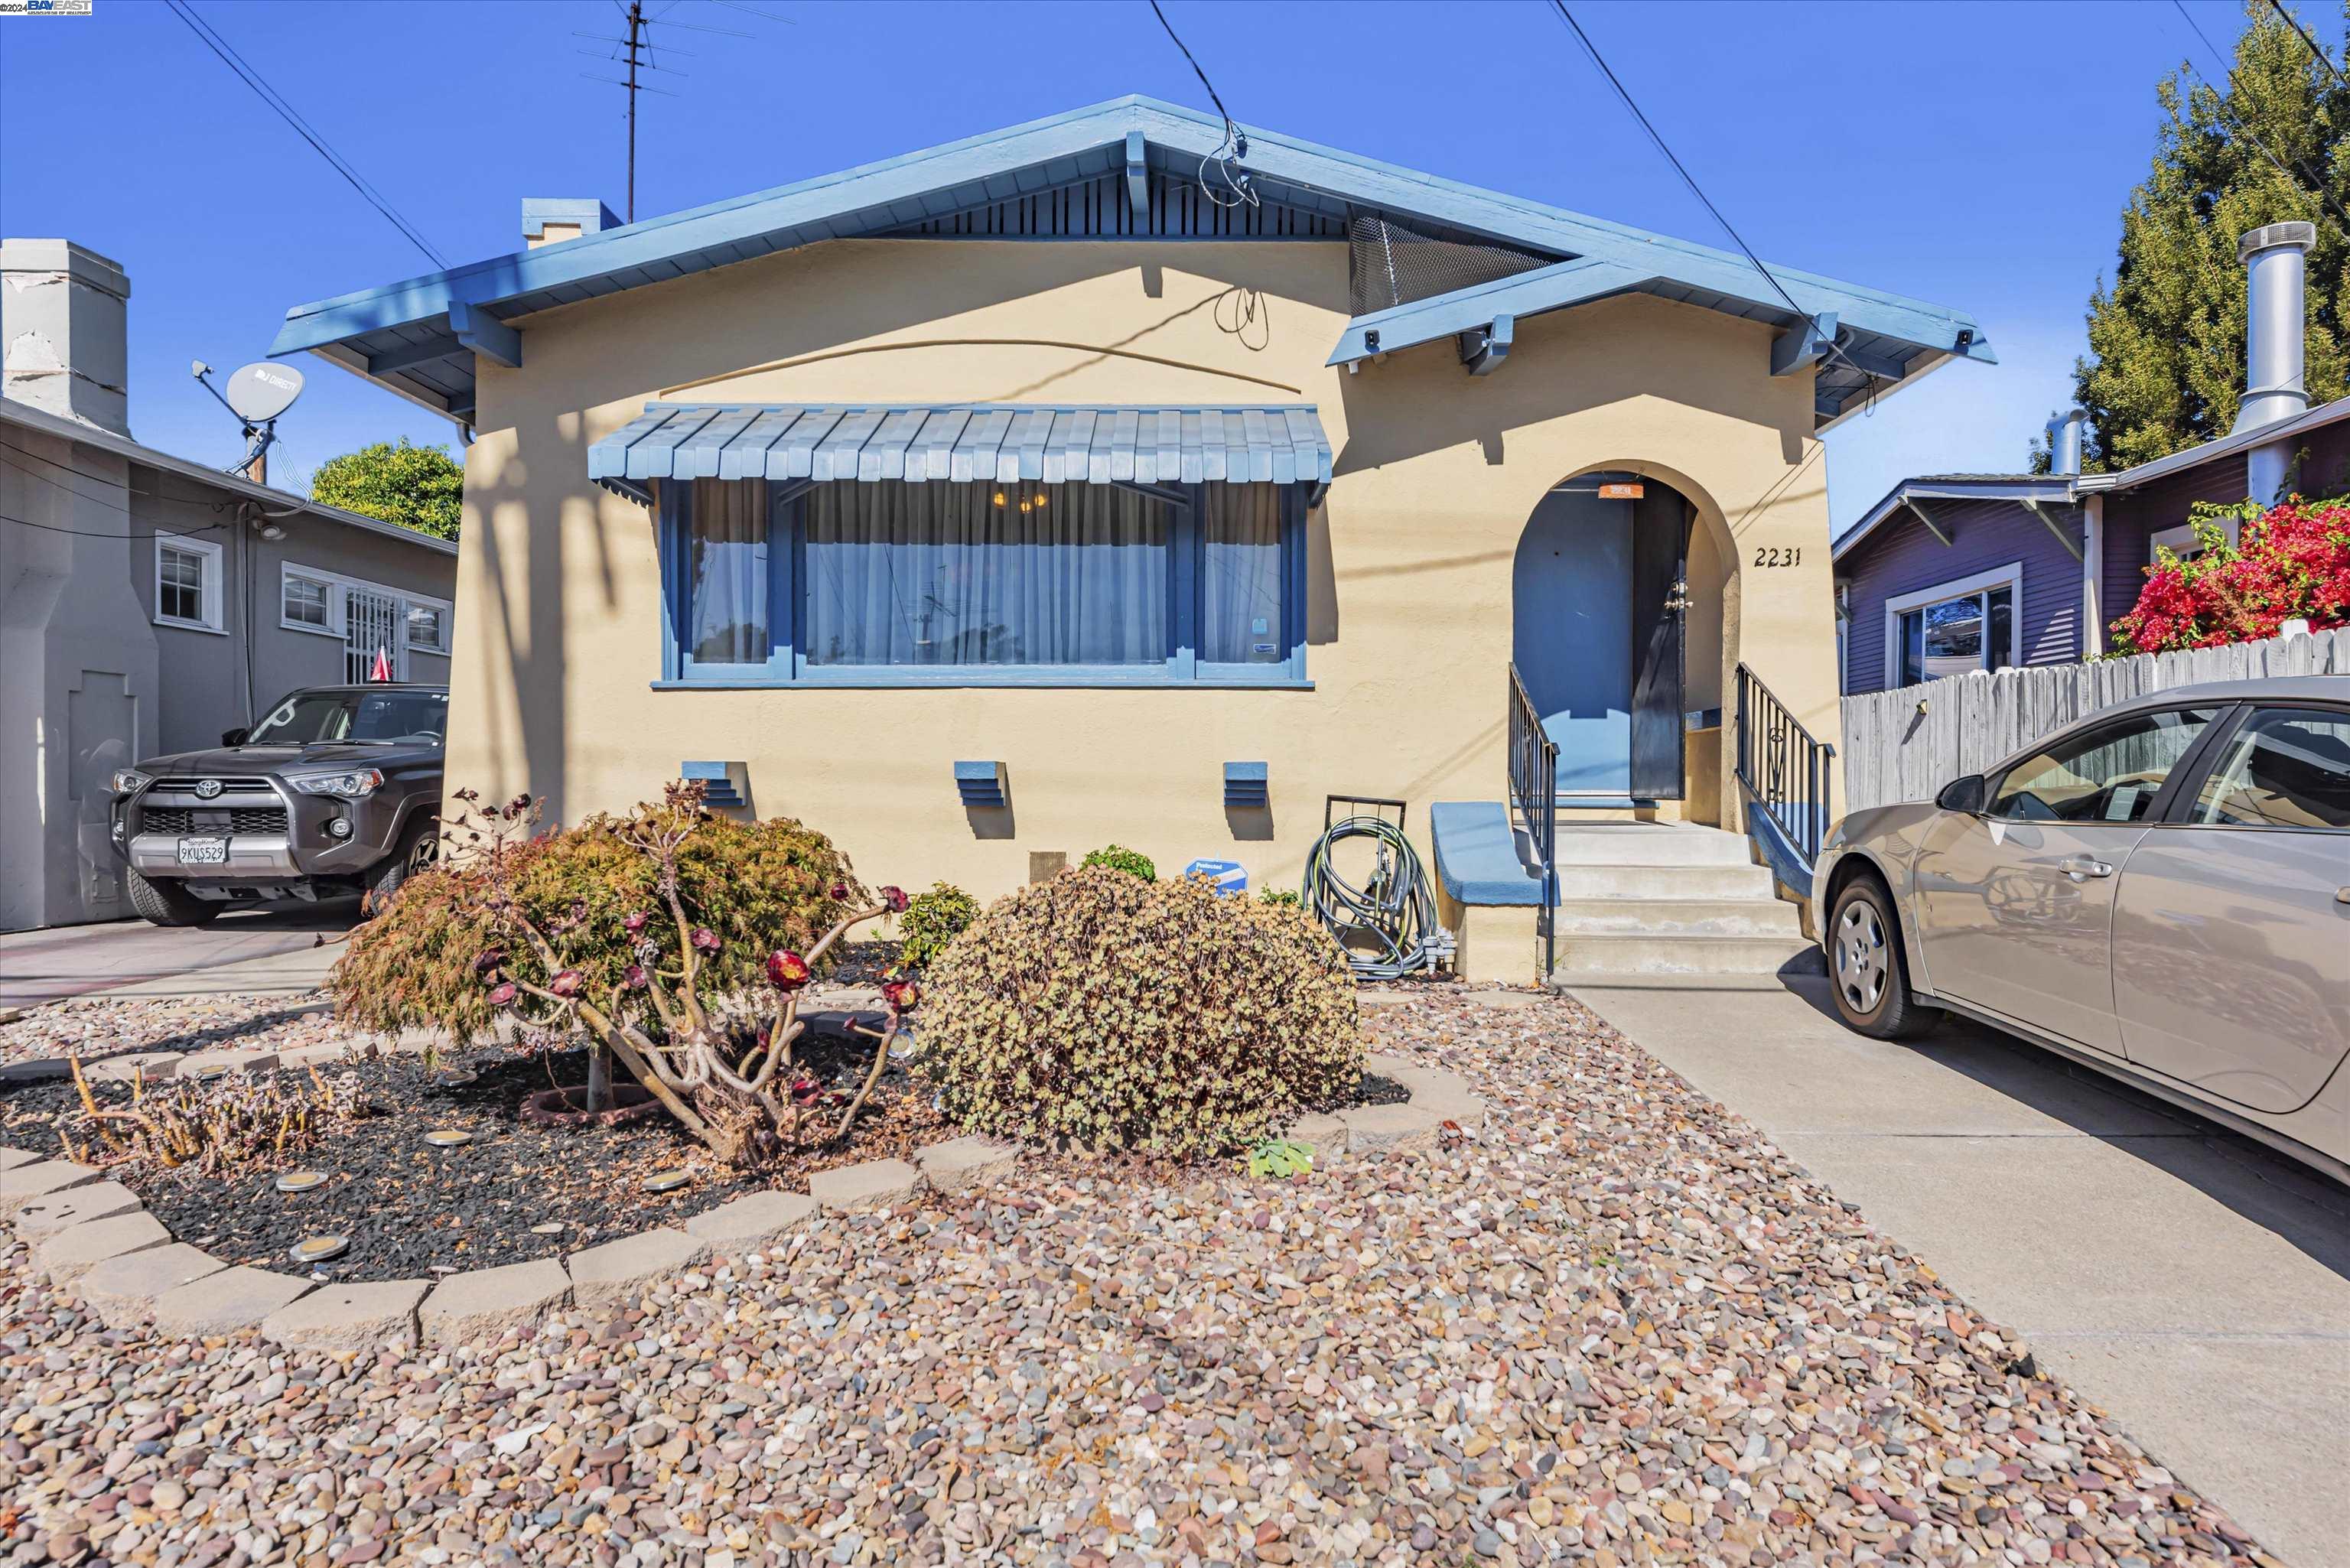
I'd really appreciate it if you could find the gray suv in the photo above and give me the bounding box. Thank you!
[109,684,447,926]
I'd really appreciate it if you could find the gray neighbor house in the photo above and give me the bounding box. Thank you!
[1,239,458,932]
[1836,222,2350,695]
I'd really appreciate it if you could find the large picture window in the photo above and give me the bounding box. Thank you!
[1884,562,2021,690]
[658,477,1308,688]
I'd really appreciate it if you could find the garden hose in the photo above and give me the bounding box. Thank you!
[1301,815,1456,980]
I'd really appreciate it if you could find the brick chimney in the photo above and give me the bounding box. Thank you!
[1,239,132,437]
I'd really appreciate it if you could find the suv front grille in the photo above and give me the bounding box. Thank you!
[139,805,289,836]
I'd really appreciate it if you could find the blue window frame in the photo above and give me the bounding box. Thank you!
[656,477,1309,689]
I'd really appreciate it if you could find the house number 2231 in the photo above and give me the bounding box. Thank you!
[1753,545,1803,568]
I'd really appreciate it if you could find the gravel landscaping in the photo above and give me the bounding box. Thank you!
[2,985,2281,1568]
[0,991,344,1072]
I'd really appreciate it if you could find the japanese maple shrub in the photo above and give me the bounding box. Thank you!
[2110,496,2350,654]
[333,782,918,1166]
[915,865,1363,1158]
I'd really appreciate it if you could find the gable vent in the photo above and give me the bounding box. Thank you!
[1346,214,1558,317]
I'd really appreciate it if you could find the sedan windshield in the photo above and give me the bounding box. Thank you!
[246,689,447,746]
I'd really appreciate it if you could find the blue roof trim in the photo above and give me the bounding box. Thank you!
[275,94,1987,430]
[1330,257,1645,366]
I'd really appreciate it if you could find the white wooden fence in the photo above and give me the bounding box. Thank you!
[1839,626,2350,812]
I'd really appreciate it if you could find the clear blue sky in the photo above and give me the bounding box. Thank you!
[0,0,2278,534]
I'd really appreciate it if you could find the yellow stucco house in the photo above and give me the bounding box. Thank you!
[273,98,1987,982]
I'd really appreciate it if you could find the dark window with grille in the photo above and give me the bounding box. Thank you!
[158,544,207,626]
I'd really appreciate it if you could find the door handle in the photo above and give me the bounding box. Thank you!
[2058,857,2114,882]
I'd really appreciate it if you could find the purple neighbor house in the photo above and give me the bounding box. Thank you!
[1836,222,2350,695]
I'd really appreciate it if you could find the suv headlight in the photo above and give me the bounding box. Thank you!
[111,769,153,796]
[289,768,385,798]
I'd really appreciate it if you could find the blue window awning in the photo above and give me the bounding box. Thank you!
[588,402,1332,501]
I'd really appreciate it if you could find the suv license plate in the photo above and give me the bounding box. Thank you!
[177,838,228,866]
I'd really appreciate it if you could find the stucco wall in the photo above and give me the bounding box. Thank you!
[446,238,1840,902]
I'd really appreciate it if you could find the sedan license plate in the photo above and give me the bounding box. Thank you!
[177,837,229,866]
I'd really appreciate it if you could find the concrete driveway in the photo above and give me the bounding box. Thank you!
[0,904,357,1010]
[1568,972,2350,1568]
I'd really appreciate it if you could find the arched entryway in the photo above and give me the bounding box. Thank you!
[1512,471,1697,802]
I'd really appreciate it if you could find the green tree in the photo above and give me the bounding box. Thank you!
[311,438,464,540]
[2046,2,2350,473]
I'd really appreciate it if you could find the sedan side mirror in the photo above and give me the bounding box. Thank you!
[220,726,249,747]
[1936,773,1987,815]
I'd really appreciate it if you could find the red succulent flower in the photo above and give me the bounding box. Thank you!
[879,885,909,914]
[548,970,584,999]
[691,927,721,953]
[828,881,851,902]
[487,981,519,1007]
[623,910,650,933]
[881,978,919,1010]
[623,965,649,989]
[766,949,812,990]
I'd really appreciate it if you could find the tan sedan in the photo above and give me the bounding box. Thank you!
[1811,675,2350,1183]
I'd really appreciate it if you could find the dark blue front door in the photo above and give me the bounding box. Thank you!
[1512,489,1634,795]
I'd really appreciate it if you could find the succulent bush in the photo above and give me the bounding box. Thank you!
[334,782,916,1165]
[916,865,1362,1158]
[62,1056,347,1174]
[1080,843,1157,880]
[895,881,981,971]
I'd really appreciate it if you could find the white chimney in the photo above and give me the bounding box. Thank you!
[2235,220,2316,504]
[2046,408,2086,476]
[522,199,620,250]
[1,239,132,438]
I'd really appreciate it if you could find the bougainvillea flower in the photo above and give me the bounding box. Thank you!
[487,981,519,1007]
[623,965,649,989]
[548,970,584,998]
[882,978,919,1010]
[880,885,909,914]
[691,927,721,953]
[623,910,649,933]
[766,949,812,990]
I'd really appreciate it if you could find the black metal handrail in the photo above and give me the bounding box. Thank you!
[1507,662,1558,977]
[1733,662,1836,867]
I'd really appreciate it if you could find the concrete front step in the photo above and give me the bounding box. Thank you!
[1548,931,1819,977]
[1551,897,1802,936]
[1553,862,1778,899]
[1551,825,1757,868]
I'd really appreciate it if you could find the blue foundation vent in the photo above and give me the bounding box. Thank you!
[955,760,1007,808]
[1223,761,1268,808]
[682,760,746,808]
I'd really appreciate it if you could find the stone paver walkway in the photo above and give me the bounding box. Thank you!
[1568,973,2350,1568]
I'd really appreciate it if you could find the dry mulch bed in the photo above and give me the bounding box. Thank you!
[0,1034,947,1281]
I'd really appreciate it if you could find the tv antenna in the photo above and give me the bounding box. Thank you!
[193,359,304,486]
[578,2,772,223]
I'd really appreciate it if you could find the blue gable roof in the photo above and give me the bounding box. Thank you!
[272,94,1989,431]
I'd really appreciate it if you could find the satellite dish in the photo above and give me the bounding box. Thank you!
[223,363,304,424]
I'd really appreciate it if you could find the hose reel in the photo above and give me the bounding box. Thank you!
[1302,796,1455,981]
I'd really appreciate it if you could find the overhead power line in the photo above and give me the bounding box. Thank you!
[2168,0,2350,241]
[2268,0,2350,93]
[1541,2,1875,395]
[163,0,449,269]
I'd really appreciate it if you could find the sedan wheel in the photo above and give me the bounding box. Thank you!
[1835,899,1888,1015]
[1826,878,1937,1039]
